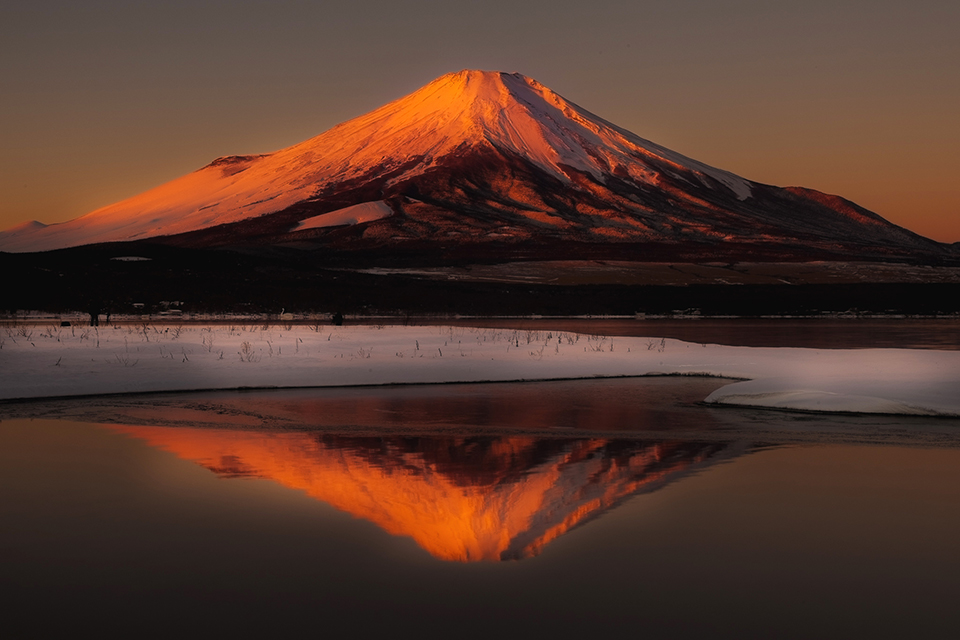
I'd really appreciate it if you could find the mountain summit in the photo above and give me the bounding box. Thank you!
[0,70,947,260]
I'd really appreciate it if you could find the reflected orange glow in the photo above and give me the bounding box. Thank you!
[107,425,731,561]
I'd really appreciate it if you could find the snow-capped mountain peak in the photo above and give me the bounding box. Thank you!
[298,69,752,199]
[0,70,945,260]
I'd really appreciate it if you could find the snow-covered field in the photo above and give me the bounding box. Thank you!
[1,323,958,416]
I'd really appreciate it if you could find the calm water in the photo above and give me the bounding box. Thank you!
[4,378,960,638]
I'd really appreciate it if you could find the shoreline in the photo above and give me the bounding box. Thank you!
[2,322,959,417]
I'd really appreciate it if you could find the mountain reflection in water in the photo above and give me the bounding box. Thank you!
[108,425,738,561]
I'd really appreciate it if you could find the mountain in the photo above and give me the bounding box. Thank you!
[0,69,950,262]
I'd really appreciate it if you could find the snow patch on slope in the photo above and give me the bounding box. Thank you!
[295,201,393,230]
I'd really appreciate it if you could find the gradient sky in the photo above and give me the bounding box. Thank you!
[2,0,958,242]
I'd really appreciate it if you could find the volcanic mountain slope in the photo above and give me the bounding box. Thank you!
[0,70,949,261]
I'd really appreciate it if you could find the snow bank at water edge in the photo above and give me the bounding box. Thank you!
[0,323,957,417]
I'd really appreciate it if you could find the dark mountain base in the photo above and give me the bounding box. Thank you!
[4,244,960,318]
